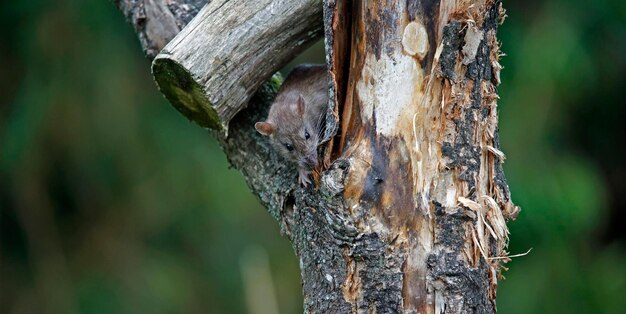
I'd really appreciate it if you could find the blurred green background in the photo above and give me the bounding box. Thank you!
[1,0,625,313]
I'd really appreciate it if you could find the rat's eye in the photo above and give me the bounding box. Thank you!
[283,143,294,151]
[304,129,310,140]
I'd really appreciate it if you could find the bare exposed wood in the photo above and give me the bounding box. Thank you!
[308,0,519,312]
[117,0,518,312]
[151,0,324,132]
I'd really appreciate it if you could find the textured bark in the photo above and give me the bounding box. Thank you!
[116,0,518,312]
[152,0,324,132]
[114,0,207,59]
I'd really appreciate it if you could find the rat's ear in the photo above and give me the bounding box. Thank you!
[297,95,305,116]
[255,121,276,136]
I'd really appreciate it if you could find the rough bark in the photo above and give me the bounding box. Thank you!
[115,0,519,313]
[114,0,207,59]
[152,0,324,132]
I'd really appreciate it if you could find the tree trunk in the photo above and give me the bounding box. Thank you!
[115,0,519,313]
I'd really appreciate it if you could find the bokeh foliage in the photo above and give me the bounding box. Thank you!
[1,0,624,313]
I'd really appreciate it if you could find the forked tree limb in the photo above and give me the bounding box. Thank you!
[114,0,311,225]
[151,0,324,132]
[116,0,519,312]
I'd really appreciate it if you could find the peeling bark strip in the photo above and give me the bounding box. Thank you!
[151,0,323,132]
[118,0,518,313]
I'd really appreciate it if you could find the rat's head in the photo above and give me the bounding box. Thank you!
[255,95,321,170]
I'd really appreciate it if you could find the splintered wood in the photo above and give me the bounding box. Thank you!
[319,0,519,312]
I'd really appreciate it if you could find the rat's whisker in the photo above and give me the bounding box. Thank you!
[315,115,326,138]
[316,113,325,129]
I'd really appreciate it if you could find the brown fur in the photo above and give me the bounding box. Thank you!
[255,64,329,186]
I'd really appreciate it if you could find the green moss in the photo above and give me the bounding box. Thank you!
[252,72,284,106]
[152,59,284,132]
[152,57,222,130]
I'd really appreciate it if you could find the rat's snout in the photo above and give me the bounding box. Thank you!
[303,152,318,168]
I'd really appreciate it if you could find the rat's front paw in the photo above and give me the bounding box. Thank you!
[298,169,312,187]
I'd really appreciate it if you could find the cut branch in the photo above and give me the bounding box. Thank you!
[115,0,307,229]
[151,0,324,132]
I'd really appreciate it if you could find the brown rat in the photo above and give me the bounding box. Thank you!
[255,64,329,186]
